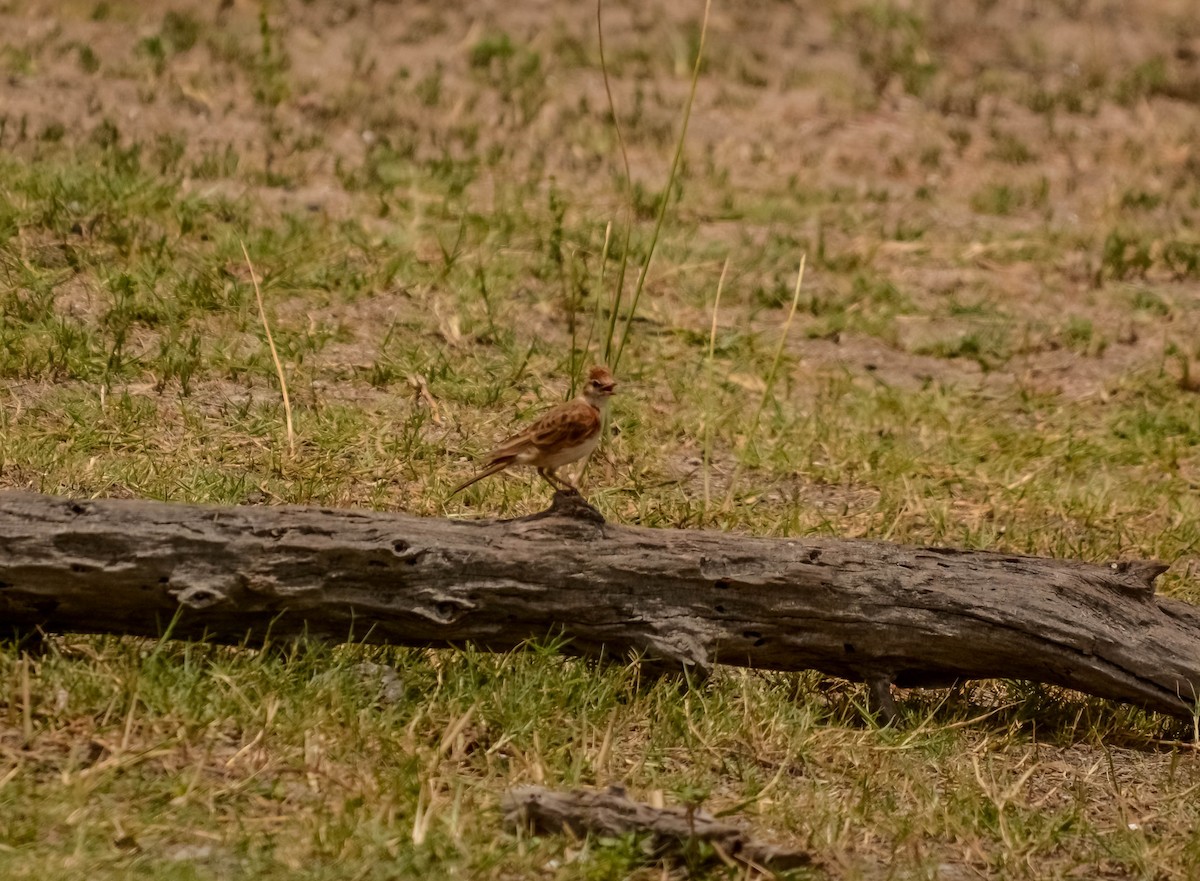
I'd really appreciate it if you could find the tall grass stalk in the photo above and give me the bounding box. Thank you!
[242,240,296,459]
[721,255,807,513]
[576,221,613,395]
[596,0,634,369]
[701,257,730,521]
[599,0,712,373]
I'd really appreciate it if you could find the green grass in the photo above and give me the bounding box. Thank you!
[3,0,1200,878]
[6,639,1197,880]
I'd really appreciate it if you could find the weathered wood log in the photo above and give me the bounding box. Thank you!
[1,490,1198,719]
[502,784,813,870]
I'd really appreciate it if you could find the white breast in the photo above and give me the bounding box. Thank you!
[516,432,600,468]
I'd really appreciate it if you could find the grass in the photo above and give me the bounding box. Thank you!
[3,0,1200,878]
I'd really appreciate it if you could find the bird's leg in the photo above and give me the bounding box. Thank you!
[558,467,581,492]
[538,467,578,494]
[557,469,585,495]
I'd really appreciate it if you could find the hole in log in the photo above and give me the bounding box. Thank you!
[743,630,761,640]
[844,642,855,653]
[436,602,459,621]
[70,563,92,574]
[368,559,388,568]
[753,637,768,647]
[391,540,423,565]
[714,604,725,613]
[807,549,821,562]
[158,576,169,584]
[177,586,225,609]
[0,581,10,589]
[714,579,731,590]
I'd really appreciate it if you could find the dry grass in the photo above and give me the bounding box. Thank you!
[3,0,1200,877]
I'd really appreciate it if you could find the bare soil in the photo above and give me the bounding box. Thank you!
[5,0,1199,402]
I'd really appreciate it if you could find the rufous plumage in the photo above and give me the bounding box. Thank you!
[449,366,617,497]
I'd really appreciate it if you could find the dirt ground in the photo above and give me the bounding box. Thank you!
[5,0,1200,402]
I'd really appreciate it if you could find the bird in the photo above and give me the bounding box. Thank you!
[449,366,617,498]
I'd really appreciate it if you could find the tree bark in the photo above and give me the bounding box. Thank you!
[1,490,1198,719]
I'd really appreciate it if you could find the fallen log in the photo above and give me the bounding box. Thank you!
[1,490,1198,719]
[501,784,813,870]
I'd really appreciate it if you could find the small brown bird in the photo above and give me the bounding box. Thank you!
[449,366,617,497]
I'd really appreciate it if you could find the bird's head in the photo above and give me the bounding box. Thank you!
[583,366,617,404]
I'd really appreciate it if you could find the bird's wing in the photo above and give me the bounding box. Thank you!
[485,400,599,462]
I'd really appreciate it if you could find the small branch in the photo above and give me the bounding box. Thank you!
[502,784,813,871]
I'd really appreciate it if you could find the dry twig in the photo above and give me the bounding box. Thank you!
[502,784,813,872]
[241,241,296,458]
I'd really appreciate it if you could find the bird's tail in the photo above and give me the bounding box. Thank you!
[447,459,511,498]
